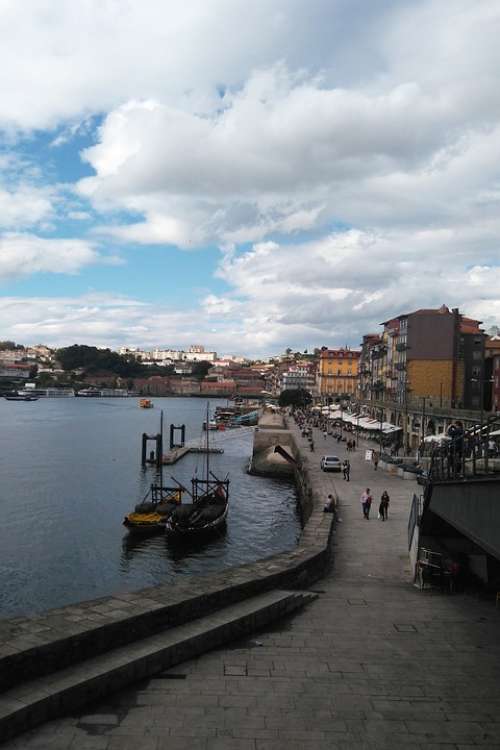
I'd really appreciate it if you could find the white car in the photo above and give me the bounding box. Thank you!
[320,455,342,472]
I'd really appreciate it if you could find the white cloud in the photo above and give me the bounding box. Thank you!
[0,185,54,230]
[0,234,101,279]
[0,0,402,132]
[1,1,500,353]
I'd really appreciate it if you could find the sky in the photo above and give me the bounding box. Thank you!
[1,0,500,357]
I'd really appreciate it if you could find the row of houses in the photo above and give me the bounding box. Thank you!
[278,305,500,417]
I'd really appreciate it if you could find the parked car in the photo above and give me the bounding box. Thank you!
[320,455,342,472]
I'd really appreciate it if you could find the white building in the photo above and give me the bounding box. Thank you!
[281,366,317,392]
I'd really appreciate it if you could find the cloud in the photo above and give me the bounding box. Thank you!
[0,234,101,279]
[0,184,54,230]
[1,1,500,354]
[0,292,248,351]
[0,0,403,132]
[208,227,500,351]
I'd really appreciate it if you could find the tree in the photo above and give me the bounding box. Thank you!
[0,340,23,351]
[278,388,312,408]
[191,361,213,380]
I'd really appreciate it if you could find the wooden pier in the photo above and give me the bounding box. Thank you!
[159,446,224,465]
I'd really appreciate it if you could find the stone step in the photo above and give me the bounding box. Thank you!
[0,589,316,744]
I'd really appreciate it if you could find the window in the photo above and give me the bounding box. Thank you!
[473,350,482,360]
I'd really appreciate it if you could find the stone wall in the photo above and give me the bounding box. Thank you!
[0,414,334,692]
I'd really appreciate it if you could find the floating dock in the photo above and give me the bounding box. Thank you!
[158,446,224,465]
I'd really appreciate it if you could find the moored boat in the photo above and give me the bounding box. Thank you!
[124,485,183,533]
[4,392,39,401]
[166,404,229,537]
[139,398,154,408]
[164,479,229,536]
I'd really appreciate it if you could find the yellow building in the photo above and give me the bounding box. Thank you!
[318,348,360,397]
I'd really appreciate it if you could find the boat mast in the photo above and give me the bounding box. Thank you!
[159,409,164,489]
[206,401,210,488]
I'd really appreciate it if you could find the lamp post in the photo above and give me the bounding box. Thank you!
[420,396,427,444]
[471,377,494,450]
[379,407,383,453]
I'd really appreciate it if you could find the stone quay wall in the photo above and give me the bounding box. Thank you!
[0,412,334,692]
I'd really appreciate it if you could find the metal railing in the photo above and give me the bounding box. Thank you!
[428,415,500,481]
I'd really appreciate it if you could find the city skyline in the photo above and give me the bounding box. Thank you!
[1,1,500,356]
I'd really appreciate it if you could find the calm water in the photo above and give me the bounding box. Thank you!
[0,397,300,618]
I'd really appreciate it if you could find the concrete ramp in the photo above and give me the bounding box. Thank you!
[428,478,500,560]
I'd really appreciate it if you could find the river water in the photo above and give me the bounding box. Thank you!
[0,397,300,618]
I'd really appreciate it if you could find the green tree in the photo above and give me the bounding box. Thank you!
[278,388,312,408]
[0,340,23,351]
[191,361,213,380]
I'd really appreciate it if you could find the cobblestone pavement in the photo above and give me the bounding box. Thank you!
[6,425,500,749]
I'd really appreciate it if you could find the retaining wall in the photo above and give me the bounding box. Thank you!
[0,414,334,692]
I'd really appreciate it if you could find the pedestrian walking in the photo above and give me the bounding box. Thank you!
[379,490,390,520]
[373,451,379,471]
[323,430,327,440]
[360,488,372,519]
[342,459,350,481]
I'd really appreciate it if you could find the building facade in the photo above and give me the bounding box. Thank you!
[377,305,486,410]
[318,348,360,397]
[280,365,317,392]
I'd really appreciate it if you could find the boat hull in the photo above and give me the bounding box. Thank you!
[165,502,228,537]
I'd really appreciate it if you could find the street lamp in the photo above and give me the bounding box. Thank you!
[470,377,494,432]
[379,407,384,453]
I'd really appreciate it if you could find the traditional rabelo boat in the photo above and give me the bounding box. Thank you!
[123,483,183,533]
[124,409,183,532]
[139,398,154,408]
[165,405,229,537]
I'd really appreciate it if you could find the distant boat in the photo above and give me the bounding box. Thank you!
[139,398,154,408]
[4,393,39,401]
[76,388,101,397]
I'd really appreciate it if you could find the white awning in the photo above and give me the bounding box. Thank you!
[424,434,451,443]
[382,423,402,434]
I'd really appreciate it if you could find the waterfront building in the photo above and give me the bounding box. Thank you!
[280,365,317,393]
[485,335,500,413]
[318,347,360,398]
[0,363,31,379]
[379,305,486,410]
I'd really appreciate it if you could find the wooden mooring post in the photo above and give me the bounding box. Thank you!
[141,432,163,468]
[169,424,186,450]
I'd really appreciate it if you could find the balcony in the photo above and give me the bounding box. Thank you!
[396,342,408,352]
[395,362,406,371]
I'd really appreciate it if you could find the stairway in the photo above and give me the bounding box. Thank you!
[0,589,316,744]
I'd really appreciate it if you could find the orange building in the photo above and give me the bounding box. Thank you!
[318,348,360,397]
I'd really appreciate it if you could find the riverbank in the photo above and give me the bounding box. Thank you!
[0,411,336,742]
[10,416,500,749]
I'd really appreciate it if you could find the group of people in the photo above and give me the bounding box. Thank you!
[360,488,390,520]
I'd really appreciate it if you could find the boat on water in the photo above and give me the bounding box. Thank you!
[123,484,183,533]
[125,408,182,532]
[76,388,101,397]
[166,405,229,537]
[139,398,154,408]
[4,392,39,401]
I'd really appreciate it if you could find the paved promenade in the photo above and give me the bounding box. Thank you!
[6,425,500,749]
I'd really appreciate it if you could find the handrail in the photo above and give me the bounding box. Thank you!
[428,414,500,481]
